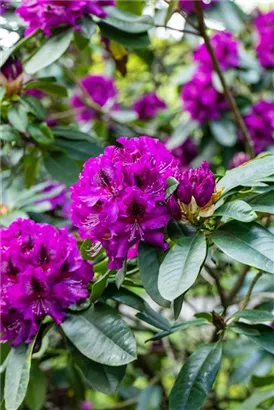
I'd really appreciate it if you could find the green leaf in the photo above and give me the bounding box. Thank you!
[231,323,274,355]
[210,119,237,147]
[217,155,274,195]
[234,389,274,410]
[44,152,80,186]
[136,305,171,331]
[173,294,184,321]
[90,272,111,303]
[99,23,150,49]
[25,30,74,75]
[116,261,127,289]
[24,81,68,97]
[136,385,162,410]
[117,0,145,15]
[0,124,19,141]
[0,86,5,103]
[147,318,210,342]
[28,123,54,145]
[248,191,274,214]
[158,232,207,301]
[51,126,98,143]
[211,222,274,274]
[4,342,35,410]
[102,8,153,33]
[21,95,46,120]
[55,138,103,161]
[80,239,93,261]
[231,310,274,322]
[214,200,257,222]
[167,119,198,150]
[165,177,179,200]
[251,374,274,388]
[25,362,47,410]
[169,342,222,410]
[61,303,137,366]
[71,344,126,395]
[138,243,170,308]
[7,104,28,133]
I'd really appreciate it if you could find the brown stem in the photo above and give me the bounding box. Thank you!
[194,1,255,158]
[204,265,226,307]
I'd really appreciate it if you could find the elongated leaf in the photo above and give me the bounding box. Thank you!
[44,153,80,186]
[210,119,237,147]
[25,362,47,410]
[235,389,274,410]
[248,191,274,214]
[158,232,207,301]
[28,123,54,145]
[7,104,28,133]
[25,30,74,74]
[99,23,150,49]
[214,200,257,222]
[169,342,222,410]
[217,155,274,194]
[61,303,136,366]
[103,8,153,33]
[138,243,169,308]
[51,126,98,143]
[24,81,68,97]
[147,318,208,342]
[4,342,34,410]
[231,323,274,355]
[173,294,184,321]
[55,138,103,161]
[231,310,274,322]
[21,95,46,119]
[90,271,111,303]
[212,221,274,274]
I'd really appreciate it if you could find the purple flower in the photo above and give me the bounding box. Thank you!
[229,152,250,168]
[179,0,215,14]
[181,67,227,124]
[17,0,115,36]
[80,401,93,410]
[0,219,93,346]
[37,180,67,211]
[70,75,117,123]
[168,161,216,221]
[166,137,199,169]
[255,10,274,68]
[0,0,11,15]
[243,100,274,153]
[133,93,167,120]
[70,136,178,269]
[0,57,23,97]
[194,31,239,70]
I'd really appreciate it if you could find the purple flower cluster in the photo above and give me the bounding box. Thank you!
[168,161,216,220]
[194,31,239,70]
[70,75,117,123]
[0,219,93,346]
[166,137,198,169]
[133,93,167,120]
[17,0,115,36]
[255,10,274,68]
[179,0,215,14]
[181,68,227,123]
[70,136,178,270]
[243,100,274,153]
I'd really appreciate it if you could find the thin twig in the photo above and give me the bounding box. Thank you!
[240,271,263,310]
[205,265,226,307]
[193,1,255,158]
[155,24,200,36]
[226,265,249,307]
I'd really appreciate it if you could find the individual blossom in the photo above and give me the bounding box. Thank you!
[0,219,93,346]
[133,93,167,120]
[0,56,23,97]
[17,0,115,36]
[243,100,274,153]
[181,67,227,124]
[194,31,240,70]
[255,10,274,68]
[70,75,117,123]
[80,401,94,410]
[70,136,179,269]
[229,152,250,168]
[167,161,221,223]
[166,137,199,169]
[179,0,215,14]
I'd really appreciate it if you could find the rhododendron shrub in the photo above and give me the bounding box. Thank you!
[1,1,274,410]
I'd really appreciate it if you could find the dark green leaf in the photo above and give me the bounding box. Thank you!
[214,200,257,222]
[211,222,274,273]
[51,126,98,143]
[138,243,169,308]
[147,318,208,342]
[24,81,68,97]
[116,260,127,289]
[21,95,46,119]
[99,23,150,49]
[173,294,184,321]
[210,119,237,147]
[28,123,54,145]
[158,232,207,301]
[4,342,35,410]
[80,239,93,261]
[136,305,171,331]
[231,309,274,322]
[167,119,198,150]
[44,153,80,186]
[7,104,28,133]
[231,323,274,355]
[71,344,126,395]
[102,8,153,33]
[251,374,274,388]
[165,177,179,200]
[61,303,137,366]
[25,30,74,75]
[91,272,111,303]
[25,362,47,410]
[55,138,103,161]
[117,0,145,15]
[169,342,222,410]
[248,191,274,214]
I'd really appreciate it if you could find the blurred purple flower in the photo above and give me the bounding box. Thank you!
[229,152,250,168]
[70,75,117,123]
[194,31,240,70]
[133,93,167,120]
[166,137,199,169]
[0,219,93,346]
[80,401,93,410]
[255,10,274,68]
[17,0,115,36]
[181,67,227,124]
